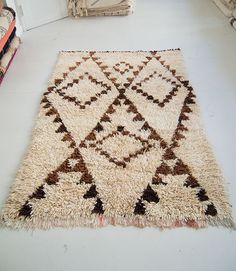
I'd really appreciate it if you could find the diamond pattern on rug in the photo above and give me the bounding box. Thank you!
[1,50,234,229]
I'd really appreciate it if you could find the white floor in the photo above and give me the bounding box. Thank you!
[0,1,236,270]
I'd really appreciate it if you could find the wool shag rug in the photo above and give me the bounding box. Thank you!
[1,50,234,229]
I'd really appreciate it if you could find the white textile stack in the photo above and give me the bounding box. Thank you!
[213,0,236,29]
[68,0,134,17]
[230,9,236,29]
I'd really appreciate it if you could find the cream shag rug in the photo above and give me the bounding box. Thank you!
[1,50,234,229]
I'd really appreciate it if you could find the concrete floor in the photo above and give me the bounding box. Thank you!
[0,1,236,270]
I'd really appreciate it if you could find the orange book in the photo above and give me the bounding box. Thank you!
[0,19,16,52]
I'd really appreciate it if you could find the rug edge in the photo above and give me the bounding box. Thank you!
[1,214,235,230]
[59,48,182,54]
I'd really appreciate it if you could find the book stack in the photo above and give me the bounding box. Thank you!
[68,0,134,17]
[0,5,20,84]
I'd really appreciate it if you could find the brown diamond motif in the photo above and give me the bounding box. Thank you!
[86,127,154,167]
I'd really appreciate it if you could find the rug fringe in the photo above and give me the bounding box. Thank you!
[1,214,235,230]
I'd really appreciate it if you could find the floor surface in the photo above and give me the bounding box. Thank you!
[0,1,236,270]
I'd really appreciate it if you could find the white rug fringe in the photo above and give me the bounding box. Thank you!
[1,214,235,230]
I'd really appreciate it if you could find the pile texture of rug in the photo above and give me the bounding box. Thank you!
[0,6,20,84]
[68,0,134,17]
[213,0,236,29]
[1,50,234,229]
